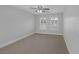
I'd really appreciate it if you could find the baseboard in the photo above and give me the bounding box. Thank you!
[63,38,70,54]
[0,32,34,48]
[35,32,63,35]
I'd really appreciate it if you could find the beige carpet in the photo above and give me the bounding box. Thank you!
[0,33,69,54]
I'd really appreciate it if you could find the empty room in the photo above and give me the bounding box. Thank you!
[0,5,79,54]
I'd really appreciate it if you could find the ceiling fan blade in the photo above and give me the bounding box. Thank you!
[30,7,37,9]
[43,8,50,10]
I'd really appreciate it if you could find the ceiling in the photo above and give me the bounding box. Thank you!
[13,5,66,14]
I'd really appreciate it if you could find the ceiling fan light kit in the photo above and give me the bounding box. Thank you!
[30,5,50,13]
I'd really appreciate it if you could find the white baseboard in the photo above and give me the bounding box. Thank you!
[35,32,63,35]
[0,32,34,48]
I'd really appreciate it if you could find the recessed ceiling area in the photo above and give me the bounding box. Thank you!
[13,5,66,14]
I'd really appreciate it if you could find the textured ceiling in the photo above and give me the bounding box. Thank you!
[13,5,66,14]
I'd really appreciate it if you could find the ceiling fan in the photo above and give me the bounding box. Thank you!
[30,5,50,13]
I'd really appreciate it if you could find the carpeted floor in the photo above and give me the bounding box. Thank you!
[0,33,69,54]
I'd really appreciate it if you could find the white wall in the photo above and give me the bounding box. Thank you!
[34,13,63,35]
[64,6,79,53]
[0,6,34,48]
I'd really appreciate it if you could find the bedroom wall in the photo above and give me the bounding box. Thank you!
[64,5,79,53]
[0,6,34,48]
[34,13,63,35]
